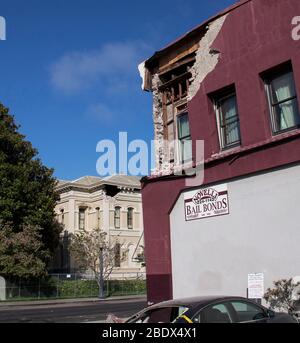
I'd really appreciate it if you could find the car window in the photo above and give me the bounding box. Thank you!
[195,303,233,323]
[126,311,149,323]
[171,306,190,323]
[230,301,267,322]
[129,306,189,323]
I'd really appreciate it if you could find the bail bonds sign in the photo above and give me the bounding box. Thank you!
[184,184,229,221]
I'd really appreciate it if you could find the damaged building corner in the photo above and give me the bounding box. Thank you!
[140,15,228,176]
[188,14,228,100]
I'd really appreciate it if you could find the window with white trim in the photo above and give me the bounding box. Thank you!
[114,206,121,229]
[127,207,134,229]
[264,64,300,134]
[215,90,241,150]
[177,112,192,164]
[79,208,85,230]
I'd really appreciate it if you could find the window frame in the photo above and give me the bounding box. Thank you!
[127,207,134,229]
[176,111,192,164]
[78,208,86,230]
[193,299,268,323]
[193,301,234,323]
[264,66,300,135]
[214,90,241,151]
[227,300,268,323]
[114,206,121,229]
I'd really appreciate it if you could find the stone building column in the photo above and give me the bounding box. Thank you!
[68,198,76,233]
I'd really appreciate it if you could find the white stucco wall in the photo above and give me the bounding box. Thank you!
[170,164,300,301]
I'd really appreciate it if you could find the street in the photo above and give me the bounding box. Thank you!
[0,297,147,323]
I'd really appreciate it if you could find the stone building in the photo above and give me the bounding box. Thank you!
[51,175,144,278]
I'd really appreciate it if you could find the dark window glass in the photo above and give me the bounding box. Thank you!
[79,208,85,230]
[127,208,134,229]
[197,303,232,323]
[216,93,241,149]
[114,207,121,229]
[177,113,192,163]
[230,301,267,322]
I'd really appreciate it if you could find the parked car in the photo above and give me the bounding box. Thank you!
[125,296,298,323]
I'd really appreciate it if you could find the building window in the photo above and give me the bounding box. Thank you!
[265,65,300,134]
[127,208,134,229]
[114,206,121,229]
[114,243,121,267]
[79,208,85,230]
[177,112,192,163]
[60,209,65,226]
[159,56,195,165]
[96,207,100,229]
[215,91,241,150]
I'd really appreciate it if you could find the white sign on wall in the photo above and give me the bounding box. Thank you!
[184,184,229,221]
[248,273,264,299]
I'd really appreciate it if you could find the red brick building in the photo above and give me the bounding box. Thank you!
[139,0,300,304]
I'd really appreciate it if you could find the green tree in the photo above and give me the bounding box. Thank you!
[0,223,49,278]
[0,103,62,279]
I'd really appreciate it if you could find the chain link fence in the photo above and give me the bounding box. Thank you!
[1,272,146,301]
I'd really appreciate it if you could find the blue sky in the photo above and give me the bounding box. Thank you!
[0,0,236,180]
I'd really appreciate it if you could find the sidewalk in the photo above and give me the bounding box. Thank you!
[0,294,146,307]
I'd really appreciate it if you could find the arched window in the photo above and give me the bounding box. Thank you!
[114,206,121,229]
[114,243,121,267]
[127,208,134,229]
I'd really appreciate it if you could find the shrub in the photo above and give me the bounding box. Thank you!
[58,280,99,298]
[264,278,300,313]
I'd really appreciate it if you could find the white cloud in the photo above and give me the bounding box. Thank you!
[84,102,116,124]
[50,41,151,94]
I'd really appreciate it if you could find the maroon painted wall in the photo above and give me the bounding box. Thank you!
[142,0,300,304]
[141,177,185,303]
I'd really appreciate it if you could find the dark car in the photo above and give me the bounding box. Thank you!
[292,300,300,323]
[125,296,297,323]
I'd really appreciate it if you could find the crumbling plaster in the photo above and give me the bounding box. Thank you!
[144,14,228,176]
[188,15,228,100]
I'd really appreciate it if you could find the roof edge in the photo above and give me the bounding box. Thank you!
[144,0,252,67]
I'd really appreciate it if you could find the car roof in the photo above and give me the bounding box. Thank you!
[147,296,256,310]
